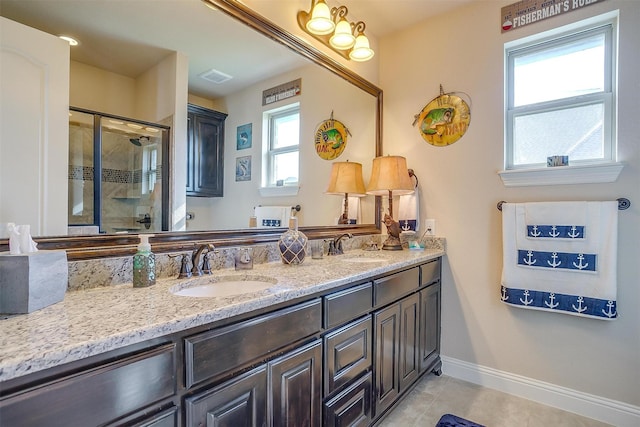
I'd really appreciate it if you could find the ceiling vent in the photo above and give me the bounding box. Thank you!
[199,68,233,84]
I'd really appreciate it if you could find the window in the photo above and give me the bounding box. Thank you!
[505,16,616,171]
[263,104,300,187]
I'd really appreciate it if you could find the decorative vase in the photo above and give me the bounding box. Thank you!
[278,217,308,265]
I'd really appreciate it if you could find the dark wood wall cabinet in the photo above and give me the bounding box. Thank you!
[0,258,441,426]
[186,104,228,197]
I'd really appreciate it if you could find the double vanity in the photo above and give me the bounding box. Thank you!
[0,246,444,426]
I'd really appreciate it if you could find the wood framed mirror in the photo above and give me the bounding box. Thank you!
[0,0,382,260]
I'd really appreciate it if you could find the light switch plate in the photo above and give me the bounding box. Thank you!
[424,219,436,236]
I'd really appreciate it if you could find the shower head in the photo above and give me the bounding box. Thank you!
[129,136,149,146]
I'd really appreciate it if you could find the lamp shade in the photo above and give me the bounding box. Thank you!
[349,33,374,62]
[330,18,355,50]
[326,161,366,196]
[306,0,335,35]
[366,156,414,196]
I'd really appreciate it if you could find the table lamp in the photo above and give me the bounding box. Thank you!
[326,161,367,224]
[366,155,414,250]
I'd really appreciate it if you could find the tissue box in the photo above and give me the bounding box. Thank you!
[0,250,68,314]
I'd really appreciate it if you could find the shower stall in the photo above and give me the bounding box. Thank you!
[68,108,169,234]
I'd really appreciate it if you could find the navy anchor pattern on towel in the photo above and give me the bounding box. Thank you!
[501,286,617,319]
[517,250,596,271]
[527,225,584,238]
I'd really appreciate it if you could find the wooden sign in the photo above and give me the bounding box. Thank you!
[501,0,607,33]
[262,78,301,105]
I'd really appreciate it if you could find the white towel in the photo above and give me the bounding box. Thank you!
[501,201,618,320]
[398,192,420,233]
[254,206,290,228]
[340,196,361,224]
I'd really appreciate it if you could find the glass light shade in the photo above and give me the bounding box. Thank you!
[366,156,414,196]
[326,161,366,196]
[349,34,374,62]
[330,18,355,50]
[306,0,335,35]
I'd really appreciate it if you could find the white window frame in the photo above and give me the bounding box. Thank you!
[500,12,623,187]
[260,103,300,196]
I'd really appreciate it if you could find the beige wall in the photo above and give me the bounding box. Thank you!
[186,63,377,230]
[380,0,639,410]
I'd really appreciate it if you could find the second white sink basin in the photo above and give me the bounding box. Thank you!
[170,275,277,298]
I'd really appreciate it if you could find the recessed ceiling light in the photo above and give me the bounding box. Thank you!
[59,35,79,46]
[126,123,143,129]
[145,127,159,133]
[109,119,124,125]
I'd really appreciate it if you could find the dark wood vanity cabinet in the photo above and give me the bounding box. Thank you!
[186,104,228,197]
[0,258,441,427]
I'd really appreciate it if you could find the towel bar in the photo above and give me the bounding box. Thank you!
[497,198,630,211]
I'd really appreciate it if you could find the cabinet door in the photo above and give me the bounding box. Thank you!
[420,283,441,373]
[372,303,400,418]
[269,340,322,427]
[398,293,420,393]
[185,365,267,427]
[186,105,227,197]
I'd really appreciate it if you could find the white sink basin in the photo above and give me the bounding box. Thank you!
[170,275,277,298]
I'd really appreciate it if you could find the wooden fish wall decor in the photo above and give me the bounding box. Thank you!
[413,85,471,147]
[314,111,351,160]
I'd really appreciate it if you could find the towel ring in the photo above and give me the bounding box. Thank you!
[497,198,630,211]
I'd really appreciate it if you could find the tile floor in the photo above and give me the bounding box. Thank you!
[377,374,612,427]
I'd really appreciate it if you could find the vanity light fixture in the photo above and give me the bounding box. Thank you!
[325,160,366,224]
[298,0,374,62]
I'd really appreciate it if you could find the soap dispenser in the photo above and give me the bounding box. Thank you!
[133,234,156,288]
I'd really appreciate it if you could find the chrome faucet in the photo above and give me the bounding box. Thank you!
[191,243,215,276]
[327,233,352,255]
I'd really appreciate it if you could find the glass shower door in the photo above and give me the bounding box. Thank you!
[68,109,168,234]
[100,117,165,234]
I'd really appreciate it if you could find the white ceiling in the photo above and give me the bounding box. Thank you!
[0,0,476,99]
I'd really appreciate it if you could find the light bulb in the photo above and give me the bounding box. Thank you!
[306,0,335,35]
[329,18,355,50]
[349,33,374,61]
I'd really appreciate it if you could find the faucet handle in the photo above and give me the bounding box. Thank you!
[202,251,214,275]
[170,253,192,279]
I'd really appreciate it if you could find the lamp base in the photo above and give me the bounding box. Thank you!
[381,235,403,251]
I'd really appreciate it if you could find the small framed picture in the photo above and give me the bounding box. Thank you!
[235,156,251,181]
[237,123,252,150]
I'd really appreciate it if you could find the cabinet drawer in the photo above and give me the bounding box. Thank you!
[324,316,372,396]
[324,372,372,427]
[185,299,322,388]
[324,282,372,329]
[374,267,419,307]
[0,344,176,427]
[420,258,441,287]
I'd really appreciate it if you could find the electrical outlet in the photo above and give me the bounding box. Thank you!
[424,219,436,236]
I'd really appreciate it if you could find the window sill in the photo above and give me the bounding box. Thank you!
[498,162,624,187]
[259,185,300,197]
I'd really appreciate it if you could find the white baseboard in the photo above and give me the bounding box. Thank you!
[441,356,640,427]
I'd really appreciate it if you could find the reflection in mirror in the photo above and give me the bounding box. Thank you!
[0,0,382,259]
[68,109,170,234]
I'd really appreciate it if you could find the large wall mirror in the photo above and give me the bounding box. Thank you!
[0,0,382,259]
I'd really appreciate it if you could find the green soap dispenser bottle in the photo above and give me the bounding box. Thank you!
[133,234,156,288]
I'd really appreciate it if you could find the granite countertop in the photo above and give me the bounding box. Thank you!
[0,248,444,382]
